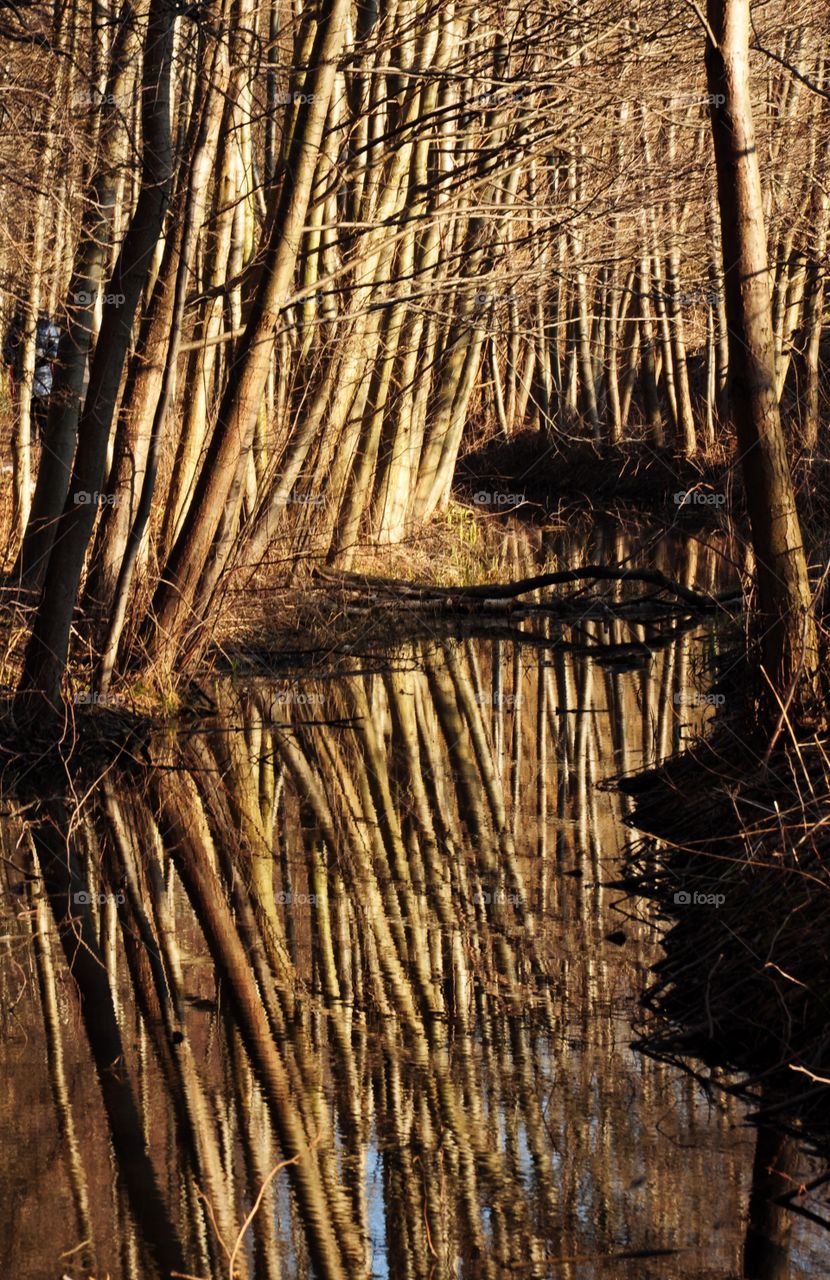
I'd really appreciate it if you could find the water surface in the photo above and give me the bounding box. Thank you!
[2,525,828,1279]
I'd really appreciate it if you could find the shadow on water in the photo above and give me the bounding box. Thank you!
[1,522,829,1278]
[621,725,830,1275]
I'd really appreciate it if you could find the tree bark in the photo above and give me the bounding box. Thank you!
[706,0,818,707]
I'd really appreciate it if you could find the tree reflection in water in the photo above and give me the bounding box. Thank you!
[2,530,828,1278]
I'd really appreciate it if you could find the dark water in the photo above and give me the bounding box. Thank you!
[1,525,829,1279]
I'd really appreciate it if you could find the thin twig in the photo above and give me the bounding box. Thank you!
[682,0,719,48]
[227,1131,322,1280]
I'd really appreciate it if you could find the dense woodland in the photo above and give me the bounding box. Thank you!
[0,0,827,713]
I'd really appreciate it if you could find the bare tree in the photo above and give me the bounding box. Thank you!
[16,0,177,714]
[706,0,819,707]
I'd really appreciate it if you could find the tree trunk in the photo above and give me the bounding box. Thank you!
[743,1123,796,1280]
[16,1,140,590]
[16,0,177,715]
[96,20,230,690]
[706,0,818,708]
[143,0,349,671]
[799,164,829,451]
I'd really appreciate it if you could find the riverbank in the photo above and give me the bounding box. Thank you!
[2,430,827,719]
[456,430,830,535]
[619,714,830,1183]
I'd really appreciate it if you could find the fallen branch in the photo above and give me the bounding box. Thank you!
[313,564,741,611]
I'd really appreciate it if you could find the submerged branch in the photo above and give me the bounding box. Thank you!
[312,564,742,612]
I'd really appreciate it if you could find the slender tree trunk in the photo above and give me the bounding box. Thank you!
[706,0,818,706]
[707,187,731,425]
[96,21,230,690]
[144,0,349,671]
[638,249,663,446]
[89,17,228,625]
[17,1,141,590]
[16,0,176,715]
[568,148,600,439]
[799,166,829,451]
[163,92,239,547]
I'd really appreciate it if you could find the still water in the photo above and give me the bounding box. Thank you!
[1,526,828,1278]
